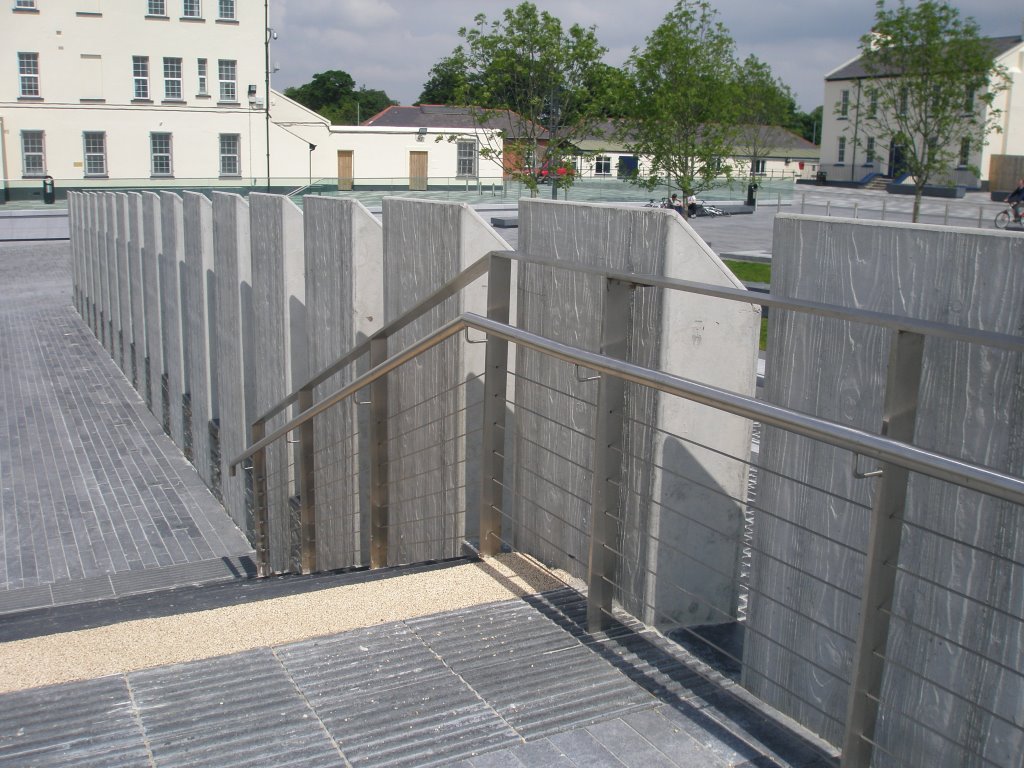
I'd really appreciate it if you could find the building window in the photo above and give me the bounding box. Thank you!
[868,90,878,118]
[218,59,236,101]
[133,55,149,99]
[752,159,766,175]
[151,133,173,176]
[840,89,849,118]
[963,86,974,114]
[83,132,107,176]
[837,136,846,164]
[218,0,234,19]
[18,52,40,98]
[959,138,971,167]
[595,155,611,176]
[197,58,208,95]
[456,139,477,177]
[15,0,37,8]
[182,0,200,17]
[219,134,240,176]
[866,137,876,164]
[163,57,182,100]
[21,131,45,177]
[147,0,166,15]
[898,87,908,115]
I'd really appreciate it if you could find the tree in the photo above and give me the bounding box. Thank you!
[416,52,469,105]
[617,0,740,199]
[852,0,1007,221]
[283,69,396,125]
[440,2,609,197]
[735,55,797,179]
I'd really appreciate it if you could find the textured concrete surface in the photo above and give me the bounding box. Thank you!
[304,196,383,570]
[211,193,255,534]
[0,240,252,612]
[747,215,1024,766]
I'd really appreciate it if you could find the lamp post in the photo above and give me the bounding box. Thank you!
[308,143,316,189]
[264,0,272,192]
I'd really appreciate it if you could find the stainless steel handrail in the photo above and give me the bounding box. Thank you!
[230,311,1024,508]
[254,254,497,425]
[252,250,1024,430]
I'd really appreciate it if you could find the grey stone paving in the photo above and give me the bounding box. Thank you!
[0,589,838,768]
[0,241,252,612]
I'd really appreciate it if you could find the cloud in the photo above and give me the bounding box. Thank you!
[271,0,1008,110]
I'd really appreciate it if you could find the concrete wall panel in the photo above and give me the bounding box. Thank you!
[381,198,508,564]
[126,193,146,395]
[113,193,132,376]
[212,192,255,536]
[158,192,186,449]
[249,193,307,573]
[182,192,217,485]
[141,193,164,415]
[747,215,1024,764]
[303,196,383,570]
[514,199,759,628]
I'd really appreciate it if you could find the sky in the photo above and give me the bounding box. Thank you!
[268,0,1013,113]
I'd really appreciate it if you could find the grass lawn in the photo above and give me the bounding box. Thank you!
[723,259,771,284]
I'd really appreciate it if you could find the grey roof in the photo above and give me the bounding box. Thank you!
[362,105,544,138]
[826,35,1023,81]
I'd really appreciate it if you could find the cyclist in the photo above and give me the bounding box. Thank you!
[1007,178,1024,222]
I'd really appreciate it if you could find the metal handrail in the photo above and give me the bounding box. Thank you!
[254,254,497,425]
[230,310,1024,508]
[253,249,1024,429]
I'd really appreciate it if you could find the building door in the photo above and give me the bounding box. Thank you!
[409,151,428,191]
[337,150,353,190]
[886,143,907,179]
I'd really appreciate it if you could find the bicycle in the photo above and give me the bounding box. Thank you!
[994,203,1022,229]
[693,200,730,217]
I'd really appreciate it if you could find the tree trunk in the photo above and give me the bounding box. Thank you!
[912,187,923,223]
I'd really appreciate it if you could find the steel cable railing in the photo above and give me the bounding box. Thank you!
[226,252,1023,768]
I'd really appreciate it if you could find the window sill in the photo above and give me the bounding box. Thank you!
[22,174,47,179]
[17,95,43,101]
[217,101,240,106]
[131,98,154,104]
[219,174,241,179]
[145,14,169,20]
[84,175,109,179]
[80,98,106,104]
[75,10,101,16]
[194,93,211,99]
[12,7,40,13]
[215,17,238,24]
[150,175,174,180]
[179,16,204,21]
[161,99,186,105]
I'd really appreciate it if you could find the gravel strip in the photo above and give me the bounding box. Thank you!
[0,554,571,693]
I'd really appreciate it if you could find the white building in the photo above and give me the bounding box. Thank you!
[1,1,500,201]
[819,34,1024,189]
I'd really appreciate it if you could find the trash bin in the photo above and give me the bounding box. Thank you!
[746,182,759,206]
[42,175,55,204]
[816,171,827,186]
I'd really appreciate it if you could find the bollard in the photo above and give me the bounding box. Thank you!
[854,202,859,219]
[943,203,949,225]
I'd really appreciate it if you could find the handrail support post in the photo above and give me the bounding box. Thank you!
[841,329,924,767]
[587,278,631,633]
[479,254,512,556]
[296,386,317,574]
[369,336,389,568]
[251,419,270,577]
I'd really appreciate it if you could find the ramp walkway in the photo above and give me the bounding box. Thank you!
[0,241,254,615]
